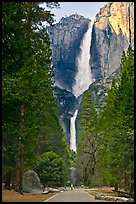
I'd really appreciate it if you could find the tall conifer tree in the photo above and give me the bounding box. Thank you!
[75,90,98,186]
[2,2,70,192]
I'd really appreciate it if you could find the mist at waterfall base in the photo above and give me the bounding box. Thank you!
[70,20,94,153]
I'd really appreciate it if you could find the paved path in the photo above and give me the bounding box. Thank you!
[44,188,107,202]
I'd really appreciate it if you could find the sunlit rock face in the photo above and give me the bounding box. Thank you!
[90,2,134,80]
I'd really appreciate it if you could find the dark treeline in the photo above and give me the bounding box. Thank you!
[75,46,134,197]
[2,2,71,193]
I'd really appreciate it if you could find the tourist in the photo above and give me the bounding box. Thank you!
[64,184,66,191]
[71,183,73,190]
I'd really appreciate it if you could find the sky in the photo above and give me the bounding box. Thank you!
[43,2,108,24]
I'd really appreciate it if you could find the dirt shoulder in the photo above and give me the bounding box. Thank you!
[2,189,57,202]
[85,186,116,197]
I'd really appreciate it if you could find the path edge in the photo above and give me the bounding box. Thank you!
[43,192,61,202]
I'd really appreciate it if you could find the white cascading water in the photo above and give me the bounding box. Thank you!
[70,20,94,152]
[72,20,94,98]
[70,110,78,152]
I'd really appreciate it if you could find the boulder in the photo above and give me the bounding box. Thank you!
[95,192,102,199]
[22,170,43,194]
[127,198,134,202]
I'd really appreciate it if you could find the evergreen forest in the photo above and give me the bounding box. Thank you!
[2,2,71,192]
[75,46,134,196]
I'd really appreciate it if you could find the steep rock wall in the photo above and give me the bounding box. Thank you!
[47,14,90,91]
[47,2,134,143]
[90,2,134,79]
[54,86,79,144]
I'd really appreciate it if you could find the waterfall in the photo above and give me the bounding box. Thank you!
[70,110,78,152]
[72,20,94,98]
[70,20,94,152]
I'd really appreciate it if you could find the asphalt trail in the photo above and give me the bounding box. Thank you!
[44,188,107,202]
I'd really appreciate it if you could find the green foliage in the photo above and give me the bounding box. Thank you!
[97,46,134,194]
[2,2,52,171]
[75,90,98,185]
[75,47,134,191]
[2,2,71,190]
[69,150,76,167]
[34,152,69,187]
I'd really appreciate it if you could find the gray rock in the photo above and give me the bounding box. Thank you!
[91,2,134,80]
[22,170,43,194]
[54,86,79,143]
[127,198,134,202]
[95,192,102,199]
[47,3,134,146]
[42,190,48,194]
[46,187,60,192]
[47,14,90,92]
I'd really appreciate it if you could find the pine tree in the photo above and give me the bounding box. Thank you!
[75,90,98,186]
[97,46,134,194]
[2,2,70,193]
[34,151,69,187]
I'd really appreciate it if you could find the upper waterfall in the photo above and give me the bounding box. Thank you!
[72,20,94,98]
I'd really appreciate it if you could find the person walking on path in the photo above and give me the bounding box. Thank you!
[70,183,73,190]
[64,184,66,191]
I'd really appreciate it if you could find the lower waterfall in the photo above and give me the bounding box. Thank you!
[70,110,78,152]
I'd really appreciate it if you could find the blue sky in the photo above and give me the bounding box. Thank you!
[43,2,108,23]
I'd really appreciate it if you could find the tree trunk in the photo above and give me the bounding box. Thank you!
[11,172,15,189]
[15,167,19,192]
[5,172,11,190]
[15,105,25,193]
[129,173,134,197]
[84,167,88,186]
[19,158,24,193]
[124,177,129,192]
[15,149,24,193]
[114,183,118,191]
[27,2,32,46]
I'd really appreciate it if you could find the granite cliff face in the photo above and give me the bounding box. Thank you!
[47,2,134,143]
[47,14,90,92]
[54,87,79,144]
[47,14,91,142]
[90,2,134,79]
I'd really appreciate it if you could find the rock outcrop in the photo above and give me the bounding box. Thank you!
[95,193,133,202]
[90,2,134,79]
[54,86,79,144]
[47,14,91,141]
[22,170,43,194]
[47,14,90,91]
[47,2,134,144]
